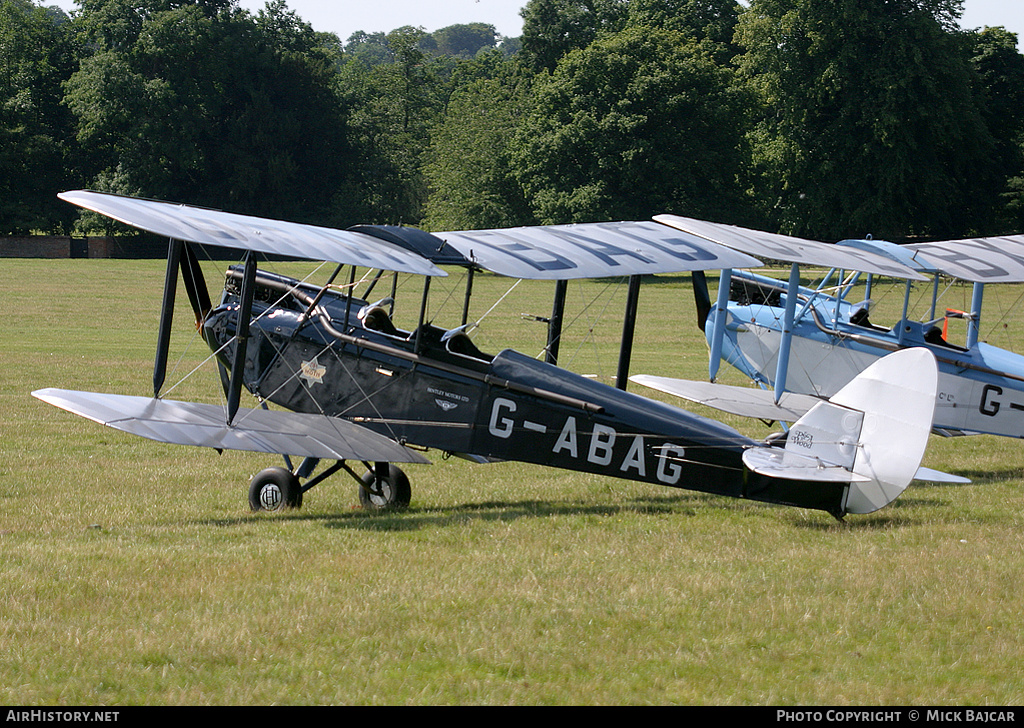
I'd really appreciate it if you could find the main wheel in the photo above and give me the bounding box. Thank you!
[249,467,302,511]
[359,464,411,510]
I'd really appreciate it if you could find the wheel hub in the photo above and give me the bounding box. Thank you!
[368,482,393,505]
[259,484,283,510]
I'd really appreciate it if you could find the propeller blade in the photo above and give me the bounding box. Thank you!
[692,270,712,332]
[180,242,212,329]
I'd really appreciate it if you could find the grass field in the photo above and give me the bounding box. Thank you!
[2,256,1023,705]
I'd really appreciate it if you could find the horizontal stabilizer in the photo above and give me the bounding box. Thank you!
[744,453,969,486]
[914,466,971,484]
[630,375,820,421]
[742,348,939,515]
[33,388,430,464]
[742,447,870,483]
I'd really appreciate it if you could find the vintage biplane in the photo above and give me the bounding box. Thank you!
[33,191,948,519]
[631,214,1024,455]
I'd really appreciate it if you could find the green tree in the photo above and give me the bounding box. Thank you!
[73,0,236,49]
[430,23,498,59]
[65,0,356,225]
[519,0,630,72]
[0,0,81,234]
[736,0,994,240]
[966,26,1024,233]
[343,30,392,67]
[510,26,753,224]
[339,25,447,224]
[627,0,741,53]
[422,55,534,231]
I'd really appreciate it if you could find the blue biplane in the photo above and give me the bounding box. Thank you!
[632,215,1024,456]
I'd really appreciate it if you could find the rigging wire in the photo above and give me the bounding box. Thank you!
[556,277,622,377]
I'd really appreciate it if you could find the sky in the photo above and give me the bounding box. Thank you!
[45,0,1024,43]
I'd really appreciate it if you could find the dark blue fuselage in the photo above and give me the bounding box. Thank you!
[203,267,847,514]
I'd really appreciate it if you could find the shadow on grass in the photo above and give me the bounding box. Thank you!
[193,467,998,532]
[201,493,709,532]
[196,489,877,532]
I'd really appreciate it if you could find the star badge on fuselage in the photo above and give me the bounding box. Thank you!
[299,357,326,387]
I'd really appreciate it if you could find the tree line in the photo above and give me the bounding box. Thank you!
[3,0,1024,243]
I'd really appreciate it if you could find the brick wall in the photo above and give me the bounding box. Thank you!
[0,236,118,258]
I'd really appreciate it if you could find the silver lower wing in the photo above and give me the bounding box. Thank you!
[33,388,429,464]
[629,375,821,421]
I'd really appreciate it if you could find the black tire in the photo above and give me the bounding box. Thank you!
[249,467,302,511]
[359,464,411,510]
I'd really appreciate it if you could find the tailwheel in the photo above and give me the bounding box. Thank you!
[249,466,303,512]
[359,463,411,510]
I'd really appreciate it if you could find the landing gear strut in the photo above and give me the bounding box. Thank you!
[247,460,411,512]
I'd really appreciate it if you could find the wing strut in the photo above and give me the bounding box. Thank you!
[153,238,182,397]
[708,268,732,382]
[967,282,984,349]
[153,239,212,398]
[180,241,212,328]
[773,263,801,403]
[461,268,475,326]
[226,251,256,425]
[692,270,712,332]
[413,276,432,355]
[615,275,642,390]
[546,279,568,365]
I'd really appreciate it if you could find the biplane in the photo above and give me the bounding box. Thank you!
[33,191,947,519]
[631,214,1024,454]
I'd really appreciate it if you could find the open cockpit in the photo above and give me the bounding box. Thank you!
[222,264,495,370]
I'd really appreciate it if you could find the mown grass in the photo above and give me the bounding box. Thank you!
[2,257,1023,705]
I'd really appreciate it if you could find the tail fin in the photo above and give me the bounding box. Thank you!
[743,348,938,514]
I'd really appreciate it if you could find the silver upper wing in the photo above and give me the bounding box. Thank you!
[59,190,447,278]
[655,214,929,281]
[434,221,763,279]
[905,235,1024,283]
[62,191,768,280]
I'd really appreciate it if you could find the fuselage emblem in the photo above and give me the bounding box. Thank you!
[300,357,326,386]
